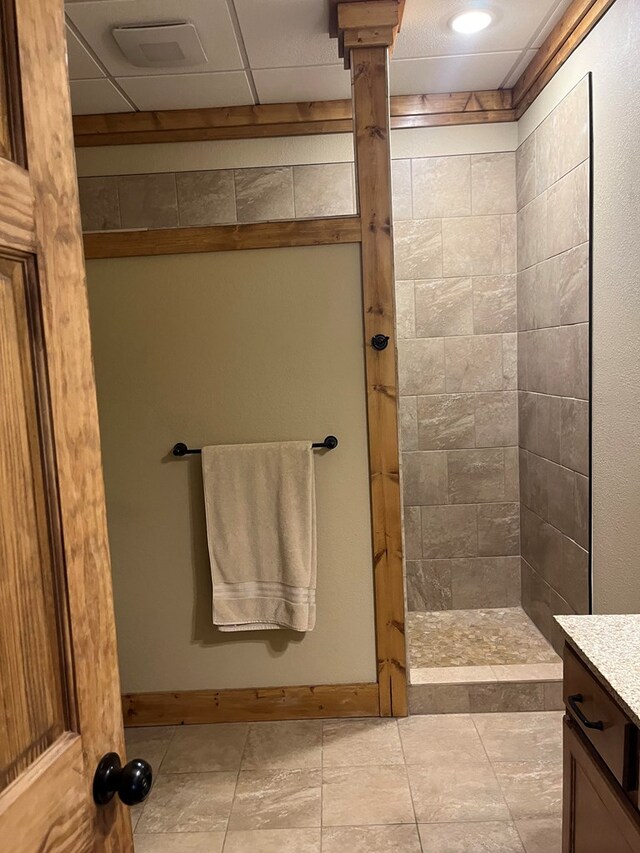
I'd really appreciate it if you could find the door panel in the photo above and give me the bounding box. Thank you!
[0,0,137,848]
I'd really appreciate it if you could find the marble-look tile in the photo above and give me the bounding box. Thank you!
[517,193,547,272]
[412,155,471,218]
[161,723,247,773]
[547,323,589,400]
[391,158,412,220]
[235,167,294,223]
[477,503,519,556]
[468,683,546,713]
[490,664,563,684]
[475,392,518,448]
[417,393,475,450]
[520,508,563,582]
[398,713,488,765]
[398,338,445,395]
[118,173,178,229]
[442,216,502,277]
[518,393,537,454]
[293,163,354,218]
[242,720,322,770]
[322,765,414,826]
[229,769,321,830]
[501,214,517,275]
[546,161,589,258]
[473,275,517,334]
[445,335,503,393]
[137,772,236,833]
[447,448,506,504]
[408,762,509,823]
[515,817,562,853]
[125,726,175,771]
[557,537,589,613]
[402,451,448,506]
[493,761,562,820]
[134,833,225,852]
[536,76,589,194]
[403,504,422,559]
[451,557,520,609]
[516,133,536,210]
[394,219,443,279]
[419,821,525,852]
[472,153,517,215]
[322,824,421,853]
[517,267,537,332]
[176,170,236,226]
[415,277,474,337]
[407,608,559,668]
[547,461,576,540]
[521,560,553,643]
[224,829,321,853]
[537,394,562,464]
[323,719,403,767]
[473,712,563,763]
[574,473,590,550]
[406,560,452,611]
[78,176,120,232]
[410,666,496,685]
[535,255,561,329]
[559,242,589,325]
[502,334,518,391]
[421,504,477,559]
[399,395,418,451]
[560,397,589,475]
[395,279,415,339]
[409,684,471,714]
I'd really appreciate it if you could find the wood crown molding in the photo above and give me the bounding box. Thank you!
[122,682,380,726]
[513,0,618,118]
[83,216,362,259]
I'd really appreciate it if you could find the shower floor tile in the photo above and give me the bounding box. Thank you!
[408,607,560,669]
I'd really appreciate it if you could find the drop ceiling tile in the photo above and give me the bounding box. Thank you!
[502,49,538,89]
[117,71,254,111]
[253,65,351,104]
[66,24,104,79]
[70,78,134,115]
[234,0,338,69]
[532,0,575,48]
[66,0,243,77]
[394,0,561,59]
[390,53,521,97]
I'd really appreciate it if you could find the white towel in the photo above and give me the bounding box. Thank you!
[202,441,317,632]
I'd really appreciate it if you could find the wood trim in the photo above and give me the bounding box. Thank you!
[122,683,380,727]
[0,159,36,253]
[72,89,515,147]
[350,46,407,718]
[83,216,362,260]
[514,0,618,118]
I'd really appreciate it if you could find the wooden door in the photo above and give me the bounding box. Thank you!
[0,0,135,850]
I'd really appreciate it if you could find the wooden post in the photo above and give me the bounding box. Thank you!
[336,1,407,717]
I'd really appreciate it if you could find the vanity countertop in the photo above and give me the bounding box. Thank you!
[556,614,640,728]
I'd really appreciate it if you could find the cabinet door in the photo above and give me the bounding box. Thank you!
[564,717,640,853]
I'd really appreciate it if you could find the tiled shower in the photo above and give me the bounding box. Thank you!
[395,77,591,713]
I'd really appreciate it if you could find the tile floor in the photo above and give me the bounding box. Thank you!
[128,711,563,852]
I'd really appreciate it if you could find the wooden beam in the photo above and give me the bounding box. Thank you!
[73,89,514,147]
[514,0,617,118]
[122,682,380,726]
[336,0,400,68]
[83,216,362,260]
[349,45,407,717]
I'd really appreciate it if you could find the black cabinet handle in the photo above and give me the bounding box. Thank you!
[568,693,604,730]
[93,752,153,806]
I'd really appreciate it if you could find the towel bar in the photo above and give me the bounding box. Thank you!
[172,436,339,457]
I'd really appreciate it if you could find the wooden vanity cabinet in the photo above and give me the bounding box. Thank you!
[563,644,640,852]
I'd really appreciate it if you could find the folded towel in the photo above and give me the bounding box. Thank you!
[202,441,317,632]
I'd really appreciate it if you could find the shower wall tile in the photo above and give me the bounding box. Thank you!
[477,503,520,557]
[517,192,547,271]
[394,219,443,279]
[516,132,536,210]
[235,166,294,223]
[546,161,589,258]
[574,474,590,550]
[411,155,471,219]
[391,159,412,220]
[414,277,473,337]
[176,170,236,226]
[442,215,502,277]
[500,214,517,274]
[404,505,423,560]
[474,392,517,448]
[447,448,508,504]
[398,395,418,451]
[292,163,355,218]
[451,557,521,609]
[398,338,445,395]
[559,242,590,324]
[402,451,448,507]
[406,561,452,611]
[444,335,504,393]
[559,398,589,475]
[472,275,516,335]
[421,504,478,559]
[471,153,517,215]
[416,394,475,451]
[118,173,178,229]
[78,176,120,232]
[535,77,590,195]
[395,280,416,339]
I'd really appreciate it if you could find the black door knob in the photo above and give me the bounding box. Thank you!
[93,752,153,806]
[371,334,390,351]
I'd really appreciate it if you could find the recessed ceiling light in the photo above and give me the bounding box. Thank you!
[450,10,493,34]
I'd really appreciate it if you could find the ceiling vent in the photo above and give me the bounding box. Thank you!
[112,22,208,68]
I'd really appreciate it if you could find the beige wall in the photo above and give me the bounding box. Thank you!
[87,245,377,693]
[517,0,640,614]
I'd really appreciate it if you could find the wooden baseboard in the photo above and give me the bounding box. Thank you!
[122,682,380,727]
